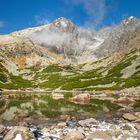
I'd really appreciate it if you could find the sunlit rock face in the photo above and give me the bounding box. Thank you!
[0,16,140,68]
[29,17,104,60]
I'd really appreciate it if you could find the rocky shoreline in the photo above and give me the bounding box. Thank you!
[1,91,140,139]
[1,112,140,140]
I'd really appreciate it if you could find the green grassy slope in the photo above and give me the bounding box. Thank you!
[0,49,140,91]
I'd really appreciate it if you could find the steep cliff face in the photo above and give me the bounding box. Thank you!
[94,16,140,58]
[0,16,140,91]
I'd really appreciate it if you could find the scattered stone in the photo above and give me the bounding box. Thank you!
[57,115,70,122]
[72,93,90,102]
[62,131,85,140]
[107,129,122,138]
[121,124,132,130]
[85,131,112,140]
[123,113,138,121]
[123,130,133,135]
[2,113,140,140]
[3,126,35,140]
[78,118,97,127]
[41,128,50,133]
[42,137,52,140]
[121,134,132,140]
[135,112,140,117]
[117,97,133,104]
[57,122,66,128]
[134,118,140,123]
[51,92,64,100]
[42,137,51,140]
[0,126,6,134]
[135,124,140,130]
[66,117,77,127]
[118,107,133,113]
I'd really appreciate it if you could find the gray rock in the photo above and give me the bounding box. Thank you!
[78,118,97,126]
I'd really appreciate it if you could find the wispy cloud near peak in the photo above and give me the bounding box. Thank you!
[35,16,50,26]
[66,0,106,29]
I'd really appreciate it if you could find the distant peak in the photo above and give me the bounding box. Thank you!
[122,16,139,26]
[52,17,74,28]
[54,17,71,22]
[50,17,76,32]
[127,16,135,20]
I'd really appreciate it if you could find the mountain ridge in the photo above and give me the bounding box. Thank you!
[0,16,140,91]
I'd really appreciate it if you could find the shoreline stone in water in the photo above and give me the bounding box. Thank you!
[123,113,138,121]
[78,118,97,127]
[72,93,90,103]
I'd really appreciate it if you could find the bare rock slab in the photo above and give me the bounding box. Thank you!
[123,113,138,121]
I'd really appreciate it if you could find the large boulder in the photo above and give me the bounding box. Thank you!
[3,126,35,140]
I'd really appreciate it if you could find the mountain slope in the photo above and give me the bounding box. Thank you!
[0,16,140,91]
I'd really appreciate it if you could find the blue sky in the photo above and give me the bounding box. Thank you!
[0,0,140,34]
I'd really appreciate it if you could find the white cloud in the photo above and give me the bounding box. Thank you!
[65,0,106,29]
[35,15,50,26]
[29,29,79,56]
[0,21,5,28]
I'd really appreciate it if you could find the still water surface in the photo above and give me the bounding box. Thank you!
[0,92,121,125]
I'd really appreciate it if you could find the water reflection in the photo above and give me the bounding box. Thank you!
[0,92,121,122]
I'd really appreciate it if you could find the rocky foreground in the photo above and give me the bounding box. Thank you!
[1,112,140,140]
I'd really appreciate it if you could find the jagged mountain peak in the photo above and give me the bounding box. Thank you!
[52,17,74,26]
[50,17,77,33]
[53,17,72,25]
[122,16,140,26]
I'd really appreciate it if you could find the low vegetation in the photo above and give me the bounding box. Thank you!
[0,49,140,91]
